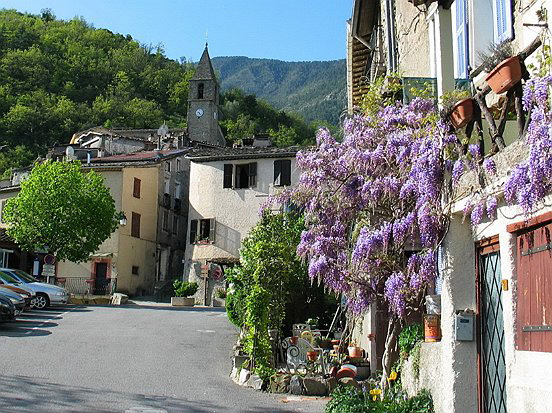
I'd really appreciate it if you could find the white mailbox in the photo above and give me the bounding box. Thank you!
[455,311,475,341]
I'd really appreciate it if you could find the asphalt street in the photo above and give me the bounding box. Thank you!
[0,304,326,413]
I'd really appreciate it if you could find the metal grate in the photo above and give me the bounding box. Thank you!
[479,251,507,413]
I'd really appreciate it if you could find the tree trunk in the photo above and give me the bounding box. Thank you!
[380,316,401,392]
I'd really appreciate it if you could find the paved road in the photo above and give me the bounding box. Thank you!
[0,304,326,413]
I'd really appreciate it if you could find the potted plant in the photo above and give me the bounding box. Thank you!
[306,350,319,362]
[347,340,363,358]
[314,336,333,349]
[480,41,521,94]
[171,280,198,306]
[441,89,473,129]
[213,287,226,307]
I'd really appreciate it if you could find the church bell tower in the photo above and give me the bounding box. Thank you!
[187,45,226,146]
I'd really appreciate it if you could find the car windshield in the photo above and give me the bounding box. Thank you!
[0,271,21,284]
[6,269,37,283]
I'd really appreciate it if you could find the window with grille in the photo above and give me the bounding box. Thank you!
[172,215,178,235]
[132,266,139,276]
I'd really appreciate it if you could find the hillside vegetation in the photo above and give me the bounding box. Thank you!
[212,56,347,126]
[0,9,319,175]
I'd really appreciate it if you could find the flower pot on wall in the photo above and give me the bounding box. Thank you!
[485,56,522,94]
[450,98,474,129]
[424,314,441,342]
[171,296,195,306]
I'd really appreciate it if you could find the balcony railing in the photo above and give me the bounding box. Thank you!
[55,277,116,296]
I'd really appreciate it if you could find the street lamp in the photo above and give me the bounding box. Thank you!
[119,212,127,226]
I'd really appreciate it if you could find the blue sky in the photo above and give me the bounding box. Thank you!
[2,1,351,62]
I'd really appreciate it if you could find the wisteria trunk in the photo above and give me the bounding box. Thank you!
[380,316,401,392]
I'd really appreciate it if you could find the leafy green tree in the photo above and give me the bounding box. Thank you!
[3,160,120,262]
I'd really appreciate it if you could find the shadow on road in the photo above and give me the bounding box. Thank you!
[0,375,301,413]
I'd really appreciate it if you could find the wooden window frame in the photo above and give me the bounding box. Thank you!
[274,159,291,187]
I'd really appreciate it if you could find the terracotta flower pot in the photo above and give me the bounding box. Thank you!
[333,344,340,352]
[289,336,298,345]
[450,98,474,129]
[306,350,319,362]
[348,346,363,358]
[485,56,522,94]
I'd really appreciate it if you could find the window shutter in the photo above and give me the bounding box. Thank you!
[190,220,198,244]
[223,164,233,188]
[274,160,282,186]
[455,0,468,79]
[0,199,5,224]
[248,162,257,188]
[281,160,291,186]
[131,212,141,238]
[495,0,513,42]
[209,218,216,242]
[133,178,141,198]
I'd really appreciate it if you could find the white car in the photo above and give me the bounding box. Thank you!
[0,269,69,310]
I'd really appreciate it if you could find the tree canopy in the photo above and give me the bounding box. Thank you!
[3,160,119,262]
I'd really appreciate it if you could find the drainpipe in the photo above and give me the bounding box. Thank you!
[385,0,397,73]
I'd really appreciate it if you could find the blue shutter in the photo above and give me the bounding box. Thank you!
[495,0,513,42]
[455,0,469,78]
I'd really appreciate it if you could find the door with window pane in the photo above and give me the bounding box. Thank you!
[477,240,507,413]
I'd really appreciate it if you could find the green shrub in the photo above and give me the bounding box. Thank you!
[325,386,434,413]
[215,288,227,299]
[173,281,198,297]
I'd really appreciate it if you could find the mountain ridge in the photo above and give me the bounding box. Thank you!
[212,56,347,126]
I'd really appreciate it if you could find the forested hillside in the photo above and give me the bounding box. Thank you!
[0,9,317,176]
[212,56,347,126]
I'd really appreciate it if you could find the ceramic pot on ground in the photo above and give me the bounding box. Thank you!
[450,98,474,129]
[485,56,522,94]
[289,336,298,345]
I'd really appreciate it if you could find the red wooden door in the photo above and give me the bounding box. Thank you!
[516,222,552,352]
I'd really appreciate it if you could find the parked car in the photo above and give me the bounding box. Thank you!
[0,269,69,310]
[0,278,35,308]
[0,293,16,322]
[0,288,26,315]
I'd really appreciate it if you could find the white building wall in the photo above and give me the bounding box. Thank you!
[184,156,298,302]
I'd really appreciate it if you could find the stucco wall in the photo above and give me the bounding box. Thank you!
[395,1,431,77]
[184,156,298,297]
[115,166,158,295]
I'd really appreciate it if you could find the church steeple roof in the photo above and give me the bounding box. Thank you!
[191,45,217,81]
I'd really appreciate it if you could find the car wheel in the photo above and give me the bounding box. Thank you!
[33,294,50,310]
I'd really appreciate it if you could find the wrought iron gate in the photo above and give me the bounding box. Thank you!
[478,242,507,413]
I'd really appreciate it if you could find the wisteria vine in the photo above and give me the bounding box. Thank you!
[266,75,552,320]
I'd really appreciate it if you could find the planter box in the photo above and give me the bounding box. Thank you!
[171,297,195,306]
[212,297,225,307]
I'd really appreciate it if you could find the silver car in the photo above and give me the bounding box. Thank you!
[0,269,69,310]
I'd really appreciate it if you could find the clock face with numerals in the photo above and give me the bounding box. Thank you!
[196,108,204,117]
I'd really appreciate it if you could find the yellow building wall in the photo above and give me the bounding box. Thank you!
[116,165,159,295]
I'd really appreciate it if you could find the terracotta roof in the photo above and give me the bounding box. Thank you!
[92,149,188,163]
[186,146,301,162]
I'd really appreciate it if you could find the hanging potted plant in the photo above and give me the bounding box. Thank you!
[480,41,522,94]
[442,90,473,129]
